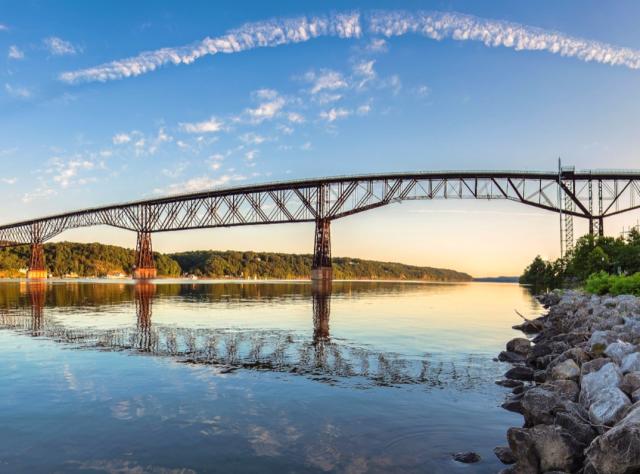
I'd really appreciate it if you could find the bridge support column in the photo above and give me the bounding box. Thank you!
[133,231,157,280]
[311,219,332,283]
[589,218,604,237]
[27,242,47,279]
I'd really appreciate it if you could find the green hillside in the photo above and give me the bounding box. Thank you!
[0,242,472,281]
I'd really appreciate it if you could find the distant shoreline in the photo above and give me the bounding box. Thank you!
[0,277,520,285]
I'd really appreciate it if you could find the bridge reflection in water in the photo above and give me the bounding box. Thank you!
[0,281,495,389]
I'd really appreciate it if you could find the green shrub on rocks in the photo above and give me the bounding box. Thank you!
[585,271,640,296]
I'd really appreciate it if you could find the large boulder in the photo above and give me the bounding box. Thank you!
[507,337,531,355]
[616,295,640,313]
[521,387,565,426]
[621,352,640,374]
[551,359,580,381]
[588,387,631,428]
[498,351,527,363]
[530,341,571,360]
[580,358,610,382]
[555,410,597,446]
[508,425,583,474]
[588,330,617,355]
[585,404,640,474]
[621,372,640,395]
[604,341,636,364]
[542,379,580,402]
[580,362,623,407]
[505,366,534,381]
[494,445,516,464]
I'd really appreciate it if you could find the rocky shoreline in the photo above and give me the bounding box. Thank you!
[494,290,640,473]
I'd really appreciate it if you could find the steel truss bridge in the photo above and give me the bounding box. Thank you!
[1,168,640,279]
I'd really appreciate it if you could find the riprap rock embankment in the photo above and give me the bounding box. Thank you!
[495,291,640,474]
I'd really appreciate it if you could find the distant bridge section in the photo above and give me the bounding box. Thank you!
[1,169,640,279]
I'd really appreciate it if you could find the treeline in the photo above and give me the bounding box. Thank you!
[0,242,180,278]
[520,228,640,292]
[0,241,472,281]
[169,250,473,281]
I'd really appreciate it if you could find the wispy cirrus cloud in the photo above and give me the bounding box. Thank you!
[319,107,351,122]
[154,174,247,195]
[0,24,8,32]
[44,36,79,56]
[8,45,24,60]
[180,117,225,133]
[59,10,640,86]
[368,10,640,70]
[4,83,32,99]
[60,13,361,84]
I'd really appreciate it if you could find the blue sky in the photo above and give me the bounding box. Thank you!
[1,1,640,275]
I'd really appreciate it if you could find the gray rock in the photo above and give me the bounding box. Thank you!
[621,352,640,374]
[502,396,523,414]
[580,358,610,382]
[534,369,548,384]
[498,350,527,363]
[506,427,540,474]
[616,295,640,313]
[505,366,534,381]
[588,330,617,355]
[493,445,516,464]
[507,337,531,355]
[585,404,640,474]
[580,362,623,407]
[588,387,630,427]
[551,359,580,381]
[621,372,640,395]
[555,410,597,446]
[605,341,636,364]
[531,341,571,359]
[542,379,580,402]
[521,387,564,426]
[513,320,542,334]
[496,379,523,388]
[633,388,640,403]
[508,425,583,474]
[452,451,481,463]
[603,296,618,308]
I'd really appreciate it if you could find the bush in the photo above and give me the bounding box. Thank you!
[584,272,640,296]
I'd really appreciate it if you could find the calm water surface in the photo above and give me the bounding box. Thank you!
[0,280,539,473]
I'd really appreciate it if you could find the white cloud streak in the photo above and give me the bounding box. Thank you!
[319,107,351,122]
[112,133,132,144]
[59,10,640,86]
[4,83,31,99]
[60,12,361,84]
[180,117,224,133]
[8,45,24,60]
[44,36,78,56]
[155,174,247,195]
[368,10,640,70]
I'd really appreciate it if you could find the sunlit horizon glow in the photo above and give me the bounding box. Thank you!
[1,1,640,277]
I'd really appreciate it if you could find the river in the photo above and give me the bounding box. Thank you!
[0,280,539,473]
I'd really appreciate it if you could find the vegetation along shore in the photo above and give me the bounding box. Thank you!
[0,242,472,281]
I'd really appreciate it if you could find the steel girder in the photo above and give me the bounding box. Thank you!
[2,170,640,247]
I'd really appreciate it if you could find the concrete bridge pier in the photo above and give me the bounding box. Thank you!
[311,218,332,283]
[27,242,47,279]
[133,231,157,280]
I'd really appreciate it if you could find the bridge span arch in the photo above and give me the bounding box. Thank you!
[1,169,640,280]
